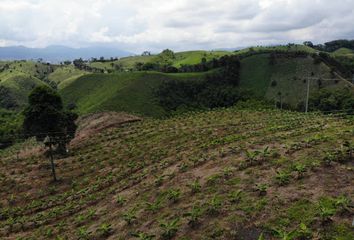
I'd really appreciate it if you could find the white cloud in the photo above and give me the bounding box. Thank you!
[0,0,353,52]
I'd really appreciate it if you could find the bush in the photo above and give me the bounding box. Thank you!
[309,88,354,114]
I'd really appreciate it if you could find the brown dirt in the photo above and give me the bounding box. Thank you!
[72,111,142,146]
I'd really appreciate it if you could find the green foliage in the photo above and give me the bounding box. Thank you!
[318,205,336,223]
[22,86,78,152]
[334,195,351,213]
[146,197,163,213]
[122,208,137,225]
[166,189,181,203]
[96,223,113,237]
[256,183,268,196]
[275,171,291,186]
[188,179,201,194]
[292,163,307,178]
[183,205,203,227]
[76,227,90,240]
[115,195,126,206]
[131,232,156,240]
[309,88,354,114]
[228,190,242,203]
[205,195,222,215]
[0,109,22,149]
[159,218,180,240]
[272,228,297,240]
[60,72,204,117]
[155,55,253,112]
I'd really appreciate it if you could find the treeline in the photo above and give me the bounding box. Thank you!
[312,52,353,78]
[73,58,105,73]
[309,88,354,114]
[305,39,354,52]
[136,50,311,73]
[0,109,22,149]
[155,56,254,112]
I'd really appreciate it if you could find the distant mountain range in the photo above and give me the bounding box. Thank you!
[0,45,133,62]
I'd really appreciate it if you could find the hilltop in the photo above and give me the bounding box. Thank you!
[0,107,353,239]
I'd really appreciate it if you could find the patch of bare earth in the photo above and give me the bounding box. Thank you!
[72,111,142,146]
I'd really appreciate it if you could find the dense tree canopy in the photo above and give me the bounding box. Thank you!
[23,86,78,152]
[309,88,354,114]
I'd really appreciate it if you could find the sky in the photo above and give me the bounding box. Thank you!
[0,0,354,53]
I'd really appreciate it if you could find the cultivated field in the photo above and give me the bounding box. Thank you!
[0,108,353,239]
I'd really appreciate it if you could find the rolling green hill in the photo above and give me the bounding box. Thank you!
[0,108,353,239]
[0,61,55,109]
[235,44,317,56]
[88,50,231,71]
[332,48,354,57]
[240,53,353,108]
[47,65,88,90]
[1,45,353,115]
[88,45,316,72]
[60,72,206,117]
[0,73,48,109]
[63,51,353,118]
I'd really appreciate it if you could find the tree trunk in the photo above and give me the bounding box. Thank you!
[49,144,57,181]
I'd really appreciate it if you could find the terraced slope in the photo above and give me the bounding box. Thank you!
[60,72,206,117]
[0,108,353,239]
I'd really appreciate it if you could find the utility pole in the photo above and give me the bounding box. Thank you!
[305,78,310,113]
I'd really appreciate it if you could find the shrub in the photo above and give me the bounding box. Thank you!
[206,195,222,215]
[188,179,201,194]
[160,218,180,240]
[183,205,203,228]
[166,189,181,203]
[275,171,291,186]
[96,223,113,237]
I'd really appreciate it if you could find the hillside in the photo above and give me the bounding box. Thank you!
[240,53,353,108]
[88,50,230,71]
[1,45,353,115]
[0,108,353,239]
[59,72,206,118]
[0,61,55,108]
[332,48,354,57]
[47,65,88,90]
[63,51,353,118]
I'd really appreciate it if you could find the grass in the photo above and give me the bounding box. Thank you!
[0,107,353,239]
[47,65,87,90]
[77,48,353,117]
[1,45,353,113]
[332,48,354,57]
[0,61,53,108]
[60,71,206,118]
[88,50,231,71]
[0,73,48,108]
[171,50,230,67]
[239,53,352,107]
